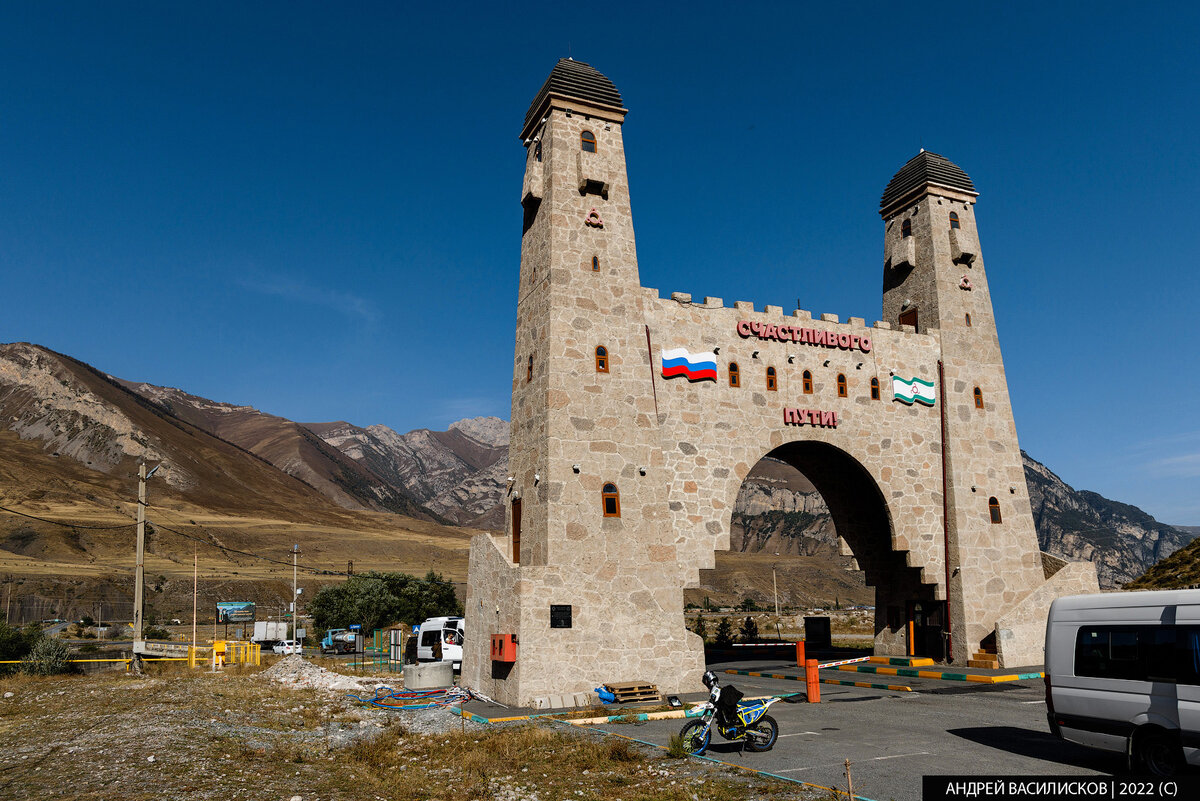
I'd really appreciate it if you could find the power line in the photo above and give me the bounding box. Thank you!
[0,504,136,530]
[0,499,462,584]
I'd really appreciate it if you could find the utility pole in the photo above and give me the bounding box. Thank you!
[772,558,780,617]
[191,545,198,648]
[132,462,147,671]
[132,462,161,673]
[291,544,300,648]
[772,553,783,641]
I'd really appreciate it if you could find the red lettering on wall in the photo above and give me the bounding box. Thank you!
[735,320,876,356]
[782,408,840,428]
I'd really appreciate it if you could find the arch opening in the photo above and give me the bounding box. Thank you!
[691,441,946,660]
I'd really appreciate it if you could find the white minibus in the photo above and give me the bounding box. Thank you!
[1045,589,1200,776]
[417,616,464,670]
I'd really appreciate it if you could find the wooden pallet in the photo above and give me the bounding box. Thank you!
[604,682,662,704]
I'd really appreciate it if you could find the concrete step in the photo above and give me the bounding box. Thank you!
[968,658,1000,669]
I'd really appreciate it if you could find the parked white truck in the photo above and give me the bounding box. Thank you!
[252,621,289,648]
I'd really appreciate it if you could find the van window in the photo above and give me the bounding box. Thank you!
[421,630,438,647]
[1076,626,1144,681]
[1074,625,1184,682]
[1180,626,1200,686]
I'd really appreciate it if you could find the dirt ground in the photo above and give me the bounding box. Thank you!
[0,658,833,801]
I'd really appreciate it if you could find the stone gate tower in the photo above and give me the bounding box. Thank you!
[463,60,1097,707]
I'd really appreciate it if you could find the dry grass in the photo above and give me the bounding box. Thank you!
[0,669,823,801]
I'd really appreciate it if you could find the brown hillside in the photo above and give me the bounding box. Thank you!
[0,343,472,623]
[118,382,432,519]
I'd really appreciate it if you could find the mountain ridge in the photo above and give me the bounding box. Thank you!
[3,341,1195,621]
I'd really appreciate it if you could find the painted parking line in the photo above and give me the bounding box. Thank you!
[777,731,823,737]
[774,751,932,773]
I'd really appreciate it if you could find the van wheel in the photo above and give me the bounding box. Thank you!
[1133,729,1182,777]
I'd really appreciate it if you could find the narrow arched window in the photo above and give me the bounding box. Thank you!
[870,377,880,400]
[837,374,847,398]
[728,362,740,387]
[592,255,600,272]
[527,355,533,383]
[965,312,972,327]
[595,346,608,373]
[766,366,777,391]
[602,483,620,517]
[581,131,596,153]
[534,141,542,162]
[802,370,813,395]
[901,218,912,238]
[989,496,1002,524]
[949,211,960,229]
[974,387,984,409]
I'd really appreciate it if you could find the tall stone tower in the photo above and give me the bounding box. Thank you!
[463,59,705,705]
[879,152,1048,661]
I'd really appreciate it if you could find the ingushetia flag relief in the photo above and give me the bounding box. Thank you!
[892,375,936,405]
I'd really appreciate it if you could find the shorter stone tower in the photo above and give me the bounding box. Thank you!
[880,151,1090,663]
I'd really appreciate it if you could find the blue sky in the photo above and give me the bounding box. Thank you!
[1,4,1197,523]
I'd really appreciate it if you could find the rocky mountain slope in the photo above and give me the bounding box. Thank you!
[119,382,431,519]
[1125,532,1200,589]
[1023,455,1195,587]
[306,417,508,527]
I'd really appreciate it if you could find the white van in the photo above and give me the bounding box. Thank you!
[1045,589,1200,776]
[417,616,464,670]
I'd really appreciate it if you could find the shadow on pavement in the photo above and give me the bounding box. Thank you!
[947,726,1114,771]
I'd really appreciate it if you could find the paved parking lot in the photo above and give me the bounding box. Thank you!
[593,661,1114,801]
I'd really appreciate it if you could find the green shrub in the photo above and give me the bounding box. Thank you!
[21,636,74,676]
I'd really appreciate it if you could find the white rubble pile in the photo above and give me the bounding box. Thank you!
[262,655,387,693]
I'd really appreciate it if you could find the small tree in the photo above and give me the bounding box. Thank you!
[0,621,40,662]
[691,616,707,641]
[714,617,734,649]
[739,616,759,642]
[738,597,759,612]
[21,637,73,676]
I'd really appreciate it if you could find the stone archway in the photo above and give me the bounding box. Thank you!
[749,441,941,658]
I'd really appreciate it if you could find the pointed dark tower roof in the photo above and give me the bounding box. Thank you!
[880,150,977,215]
[521,58,626,141]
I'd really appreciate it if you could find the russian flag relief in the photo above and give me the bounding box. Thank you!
[661,348,718,382]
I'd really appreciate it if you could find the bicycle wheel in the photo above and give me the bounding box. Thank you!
[679,720,711,756]
[744,714,778,752]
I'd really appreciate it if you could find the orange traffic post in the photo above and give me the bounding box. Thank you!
[795,640,805,667]
[805,658,821,703]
